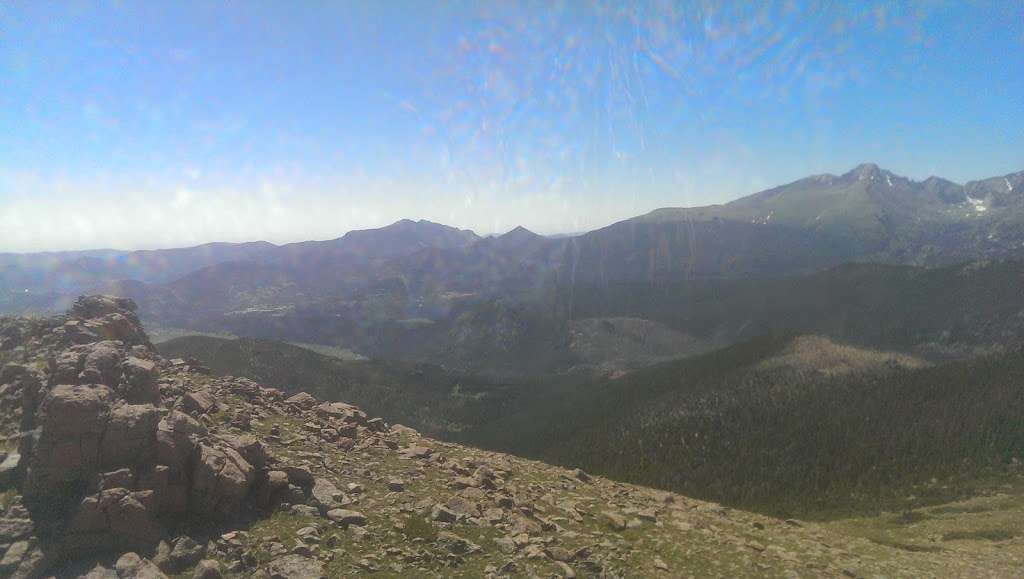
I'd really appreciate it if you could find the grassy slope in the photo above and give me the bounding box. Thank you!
[190,375,1024,578]
[157,335,518,436]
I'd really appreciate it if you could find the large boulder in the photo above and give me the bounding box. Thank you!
[101,404,160,468]
[309,478,343,513]
[79,341,124,387]
[114,551,168,579]
[121,357,159,404]
[285,392,317,409]
[50,347,87,384]
[66,488,163,554]
[54,319,102,345]
[190,444,255,521]
[252,470,289,509]
[152,536,205,574]
[315,401,367,425]
[137,465,188,516]
[23,384,114,500]
[38,384,113,435]
[153,411,207,516]
[91,312,148,345]
[218,434,266,470]
[156,411,206,473]
[181,390,216,416]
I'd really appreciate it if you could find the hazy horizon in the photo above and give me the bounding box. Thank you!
[1,159,1021,255]
[2,1,1022,252]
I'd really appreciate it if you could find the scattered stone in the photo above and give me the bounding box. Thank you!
[545,546,573,562]
[152,536,204,573]
[326,509,367,526]
[182,389,216,415]
[555,560,577,578]
[0,514,33,543]
[446,495,482,518]
[289,504,320,517]
[494,536,516,554]
[390,424,419,436]
[80,564,119,578]
[191,559,223,579]
[0,451,20,486]
[603,511,627,531]
[309,477,344,512]
[437,531,481,554]
[571,468,591,482]
[398,445,432,460]
[285,392,317,409]
[115,552,168,579]
[265,554,325,579]
[430,504,458,523]
[0,540,31,576]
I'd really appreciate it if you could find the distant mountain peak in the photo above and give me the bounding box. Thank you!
[499,225,541,240]
[386,218,422,229]
[845,162,886,180]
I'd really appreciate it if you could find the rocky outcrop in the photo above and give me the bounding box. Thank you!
[0,296,273,570]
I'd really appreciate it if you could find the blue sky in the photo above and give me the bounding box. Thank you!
[1,1,1022,251]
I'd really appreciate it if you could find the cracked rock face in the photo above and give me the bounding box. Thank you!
[23,383,115,502]
[190,444,256,521]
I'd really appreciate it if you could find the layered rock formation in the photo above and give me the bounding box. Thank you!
[0,296,379,577]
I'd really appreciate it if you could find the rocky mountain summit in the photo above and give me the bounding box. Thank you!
[0,296,1020,578]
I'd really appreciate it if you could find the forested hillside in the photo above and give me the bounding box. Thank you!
[164,331,1024,519]
[467,336,1024,518]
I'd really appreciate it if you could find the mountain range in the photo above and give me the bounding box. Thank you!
[4,163,1024,376]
